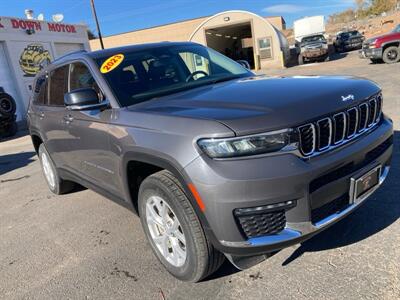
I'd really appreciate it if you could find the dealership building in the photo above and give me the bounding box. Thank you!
[90,11,289,70]
[0,16,89,122]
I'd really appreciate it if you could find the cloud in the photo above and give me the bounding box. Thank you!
[262,1,356,14]
[262,4,307,14]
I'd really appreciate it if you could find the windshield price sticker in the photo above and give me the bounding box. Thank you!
[100,54,124,73]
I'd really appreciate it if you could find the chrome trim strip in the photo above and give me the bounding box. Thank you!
[247,229,302,246]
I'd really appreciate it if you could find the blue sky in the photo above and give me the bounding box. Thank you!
[1,0,355,36]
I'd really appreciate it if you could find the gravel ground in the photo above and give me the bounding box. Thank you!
[0,50,399,300]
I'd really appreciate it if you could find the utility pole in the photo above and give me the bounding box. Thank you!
[90,0,104,49]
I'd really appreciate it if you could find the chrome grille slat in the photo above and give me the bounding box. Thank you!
[346,107,358,138]
[333,112,346,144]
[297,94,382,157]
[298,124,316,156]
[316,118,332,151]
[368,98,377,127]
[358,103,369,131]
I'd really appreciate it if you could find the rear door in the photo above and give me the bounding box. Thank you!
[62,62,120,196]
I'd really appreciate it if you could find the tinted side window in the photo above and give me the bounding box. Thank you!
[33,75,47,105]
[49,66,68,106]
[70,63,98,91]
[69,63,103,101]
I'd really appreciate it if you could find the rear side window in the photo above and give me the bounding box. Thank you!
[48,66,68,106]
[33,75,47,105]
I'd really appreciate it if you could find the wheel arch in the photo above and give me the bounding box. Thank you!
[382,40,400,50]
[121,151,220,248]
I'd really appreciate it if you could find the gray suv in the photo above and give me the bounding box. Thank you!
[28,42,393,282]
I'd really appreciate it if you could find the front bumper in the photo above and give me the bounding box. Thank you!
[359,47,383,59]
[302,48,328,58]
[185,117,393,256]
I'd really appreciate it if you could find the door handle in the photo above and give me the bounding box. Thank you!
[39,111,45,119]
[63,115,74,124]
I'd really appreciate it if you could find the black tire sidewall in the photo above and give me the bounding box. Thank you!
[138,175,204,281]
[0,93,16,117]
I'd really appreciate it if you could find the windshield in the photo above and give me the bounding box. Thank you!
[340,31,360,39]
[301,35,326,44]
[95,44,252,106]
[393,24,400,33]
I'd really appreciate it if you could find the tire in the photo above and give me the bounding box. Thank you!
[38,144,75,194]
[298,55,304,65]
[382,46,400,64]
[138,170,224,282]
[0,93,16,117]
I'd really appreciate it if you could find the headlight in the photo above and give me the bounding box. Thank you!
[197,130,295,158]
[368,38,378,48]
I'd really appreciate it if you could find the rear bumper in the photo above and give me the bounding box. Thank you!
[184,117,393,256]
[359,48,383,59]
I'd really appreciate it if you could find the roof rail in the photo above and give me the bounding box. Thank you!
[52,49,88,63]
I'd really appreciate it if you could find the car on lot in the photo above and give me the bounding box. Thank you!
[27,42,393,282]
[359,24,400,64]
[297,34,329,64]
[334,30,364,52]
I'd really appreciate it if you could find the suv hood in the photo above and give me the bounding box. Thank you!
[131,75,380,135]
[367,32,399,42]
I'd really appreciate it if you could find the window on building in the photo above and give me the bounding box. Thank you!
[179,52,210,76]
[258,37,273,60]
[48,66,68,106]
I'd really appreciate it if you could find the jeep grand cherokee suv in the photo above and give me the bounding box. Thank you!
[27,42,393,282]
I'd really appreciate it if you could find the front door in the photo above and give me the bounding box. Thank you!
[62,62,120,197]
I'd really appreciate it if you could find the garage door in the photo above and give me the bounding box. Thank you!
[54,43,84,57]
[0,42,20,116]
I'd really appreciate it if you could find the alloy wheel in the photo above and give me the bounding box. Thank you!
[41,151,56,189]
[145,195,187,267]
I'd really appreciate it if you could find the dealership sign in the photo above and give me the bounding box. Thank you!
[0,17,80,34]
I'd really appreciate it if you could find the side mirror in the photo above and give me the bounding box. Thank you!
[236,60,251,70]
[64,88,108,111]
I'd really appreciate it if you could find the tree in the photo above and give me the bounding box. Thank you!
[87,29,97,40]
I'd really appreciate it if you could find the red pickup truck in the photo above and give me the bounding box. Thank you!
[359,24,400,64]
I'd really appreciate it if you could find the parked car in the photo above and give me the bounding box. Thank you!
[359,24,400,64]
[334,30,364,52]
[28,42,393,282]
[297,34,329,64]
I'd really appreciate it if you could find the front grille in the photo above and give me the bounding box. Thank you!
[298,94,382,157]
[235,210,286,239]
[311,194,350,224]
[309,135,393,193]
